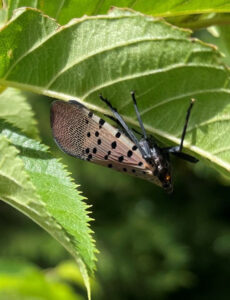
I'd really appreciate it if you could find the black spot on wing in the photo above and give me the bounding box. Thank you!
[115,132,121,138]
[127,150,133,157]
[99,119,105,127]
[111,141,117,149]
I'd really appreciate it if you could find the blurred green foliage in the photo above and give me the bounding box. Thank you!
[0,259,85,300]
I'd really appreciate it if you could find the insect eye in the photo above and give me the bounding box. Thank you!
[165,174,171,181]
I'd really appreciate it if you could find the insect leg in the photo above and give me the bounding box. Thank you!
[179,98,195,152]
[164,99,195,154]
[171,151,199,163]
[131,91,148,139]
[163,99,198,163]
[104,114,123,127]
[163,146,198,163]
[132,127,143,137]
[99,94,147,157]
[104,113,132,138]
[105,113,144,141]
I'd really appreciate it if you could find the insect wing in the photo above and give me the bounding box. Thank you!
[51,100,160,185]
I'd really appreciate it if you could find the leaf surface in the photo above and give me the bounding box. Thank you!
[0,87,39,138]
[0,122,96,299]
[0,7,229,177]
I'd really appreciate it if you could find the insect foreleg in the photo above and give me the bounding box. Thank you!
[179,98,195,152]
[131,91,148,139]
[99,94,147,157]
[162,99,198,163]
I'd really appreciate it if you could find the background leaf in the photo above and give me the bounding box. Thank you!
[0,122,97,298]
[218,25,230,58]
[0,259,84,300]
[0,7,229,178]
[4,0,230,25]
[0,87,39,138]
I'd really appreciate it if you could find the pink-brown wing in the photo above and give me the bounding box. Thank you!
[51,100,161,186]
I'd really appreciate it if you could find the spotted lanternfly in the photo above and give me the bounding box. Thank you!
[50,92,198,193]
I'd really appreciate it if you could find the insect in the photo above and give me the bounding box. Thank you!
[50,92,198,193]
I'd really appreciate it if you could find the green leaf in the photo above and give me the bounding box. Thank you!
[0,7,7,27]
[0,87,39,138]
[4,0,230,24]
[218,26,230,59]
[0,7,229,178]
[0,123,97,299]
[129,1,230,17]
[0,259,84,300]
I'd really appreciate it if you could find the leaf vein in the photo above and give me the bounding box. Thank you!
[46,36,191,89]
[138,89,230,117]
[81,64,226,100]
[185,116,230,134]
[0,170,24,189]
[212,146,230,155]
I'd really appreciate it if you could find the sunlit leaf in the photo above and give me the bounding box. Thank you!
[0,7,229,177]
[0,87,39,138]
[0,259,84,300]
[4,0,230,25]
[218,25,230,59]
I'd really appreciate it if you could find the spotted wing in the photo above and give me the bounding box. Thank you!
[51,100,160,186]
